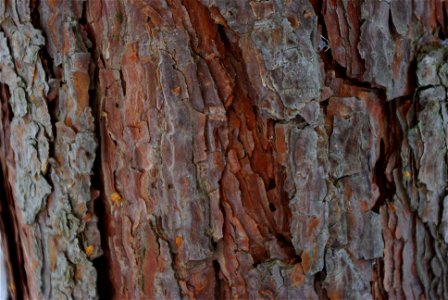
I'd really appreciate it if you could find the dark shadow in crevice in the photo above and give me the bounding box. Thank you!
[82,1,115,299]
[314,265,330,300]
[0,84,27,300]
[212,259,221,299]
[371,139,394,213]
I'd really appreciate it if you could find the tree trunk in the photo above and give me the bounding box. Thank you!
[0,0,448,299]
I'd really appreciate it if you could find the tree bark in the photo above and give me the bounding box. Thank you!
[0,0,447,299]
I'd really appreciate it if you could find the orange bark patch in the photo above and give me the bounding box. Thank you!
[301,250,312,273]
[227,149,241,173]
[274,126,287,154]
[291,264,305,287]
[171,86,181,96]
[72,71,90,113]
[64,116,73,128]
[188,270,209,293]
[258,289,275,299]
[287,16,300,28]
[388,202,397,213]
[122,43,138,64]
[47,0,58,9]
[49,237,58,271]
[181,0,221,57]
[83,212,93,223]
[327,287,342,300]
[143,231,159,297]
[75,265,83,281]
[360,200,369,212]
[307,217,321,236]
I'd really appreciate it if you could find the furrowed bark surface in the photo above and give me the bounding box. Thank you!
[0,0,447,299]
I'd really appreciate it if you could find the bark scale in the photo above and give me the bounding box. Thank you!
[0,0,447,299]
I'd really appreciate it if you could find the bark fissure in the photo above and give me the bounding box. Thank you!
[84,6,115,298]
[0,84,26,299]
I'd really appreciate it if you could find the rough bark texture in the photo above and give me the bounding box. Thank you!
[0,0,448,299]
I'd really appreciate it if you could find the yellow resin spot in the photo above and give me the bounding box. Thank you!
[101,111,108,118]
[111,192,123,206]
[175,236,183,246]
[388,202,397,212]
[403,171,411,178]
[85,245,94,257]
[171,86,181,96]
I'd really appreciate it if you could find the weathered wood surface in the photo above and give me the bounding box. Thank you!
[0,0,447,299]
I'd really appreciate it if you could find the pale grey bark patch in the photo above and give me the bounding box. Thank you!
[289,126,328,275]
[441,196,448,243]
[246,260,318,299]
[323,248,372,299]
[153,239,182,300]
[0,1,100,298]
[359,211,384,260]
[0,238,8,299]
[0,25,52,225]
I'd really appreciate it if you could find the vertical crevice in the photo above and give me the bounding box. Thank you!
[373,257,387,299]
[119,70,126,97]
[212,259,221,299]
[80,2,115,299]
[372,98,405,213]
[371,139,394,213]
[82,0,115,298]
[0,165,23,300]
[0,83,27,300]
[313,266,329,300]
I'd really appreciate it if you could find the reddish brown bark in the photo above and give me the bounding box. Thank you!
[0,0,448,299]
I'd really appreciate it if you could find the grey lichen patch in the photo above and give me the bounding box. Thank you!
[251,17,321,104]
[50,254,75,298]
[16,172,51,224]
[10,23,45,75]
[359,211,384,260]
[157,48,214,263]
[392,46,448,298]
[10,87,27,117]
[0,33,19,83]
[439,63,448,87]
[390,0,411,36]
[9,118,52,224]
[328,97,374,180]
[405,48,448,224]
[50,252,97,300]
[288,125,328,274]
[440,197,448,244]
[0,2,102,298]
[248,3,322,119]
[357,0,419,100]
[323,249,372,299]
[416,48,445,87]
[153,239,181,300]
[0,34,28,117]
[358,1,394,96]
[246,260,318,299]
[69,132,97,175]
[209,0,322,121]
[0,22,53,225]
